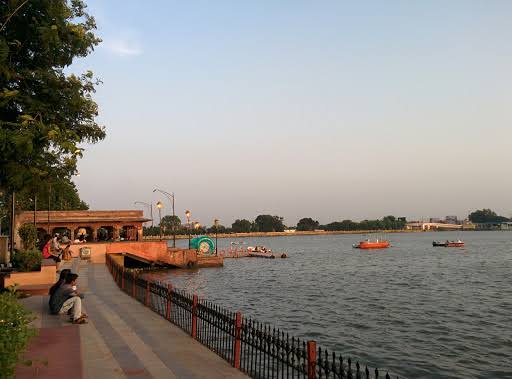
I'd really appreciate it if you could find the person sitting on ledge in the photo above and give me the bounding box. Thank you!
[49,273,88,324]
[41,234,62,268]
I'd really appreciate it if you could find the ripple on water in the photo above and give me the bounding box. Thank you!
[158,232,512,378]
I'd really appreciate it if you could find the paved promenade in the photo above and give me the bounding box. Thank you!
[17,259,248,379]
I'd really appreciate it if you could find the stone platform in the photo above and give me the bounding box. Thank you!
[17,259,247,379]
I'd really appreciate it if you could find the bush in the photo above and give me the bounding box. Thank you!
[18,224,38,250]
[0,292,36,379]
[11,250,42,272]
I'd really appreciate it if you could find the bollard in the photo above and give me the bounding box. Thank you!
[191,294,198,338]
[233,312,242,369]
[307,340,317,379]
[145,281,150,307]
[166,283,173,320]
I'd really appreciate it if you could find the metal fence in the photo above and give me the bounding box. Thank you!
[106,254,398,379]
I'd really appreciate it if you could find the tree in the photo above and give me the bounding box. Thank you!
[231,219,252,233]
[0,0,105,194]
[296,218,319,231]
[254,215,285,232]
[15,178,88,211]
[160,215,181,229]
[468,209,509,223]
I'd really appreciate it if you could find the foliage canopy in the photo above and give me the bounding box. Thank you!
[0,292,36,379]
[0,0,105,194]
[468,209,509,223]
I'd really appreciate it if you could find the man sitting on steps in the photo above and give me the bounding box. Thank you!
[49,273,88,324]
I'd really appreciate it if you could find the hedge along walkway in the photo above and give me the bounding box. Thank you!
[17,258,248,379]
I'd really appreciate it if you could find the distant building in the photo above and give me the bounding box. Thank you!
[429,218,441,223]
[445,215,458,224]
[474,222,512,231]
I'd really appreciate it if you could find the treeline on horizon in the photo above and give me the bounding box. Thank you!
[142,208,511,236]
[142,214,408,236]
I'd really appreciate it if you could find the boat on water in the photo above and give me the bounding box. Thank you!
[247,246,276,258]
[433,240,464,247]
[353,239,390,249]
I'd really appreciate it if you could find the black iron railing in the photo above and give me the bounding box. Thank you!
[105,254,398,379]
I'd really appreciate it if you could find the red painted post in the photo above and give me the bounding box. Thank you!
[191,294,198,338]
[307,341,317,379]
[166,283,173,320]
[121,267,125,290]
[145,281,150,307]
[132,272,136,298]
[233,311,242,369]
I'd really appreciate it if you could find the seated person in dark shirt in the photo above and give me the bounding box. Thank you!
[48,269,71,307]
[49,273,87,324]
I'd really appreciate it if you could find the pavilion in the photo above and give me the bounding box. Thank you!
[14,210,150,248]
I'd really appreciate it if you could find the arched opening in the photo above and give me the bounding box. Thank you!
[52,227,71,240]
[120,225,136,241]
[99,226,114,241]
[35,228,48,250]
[73,226,92,243]
[97,227,110,242]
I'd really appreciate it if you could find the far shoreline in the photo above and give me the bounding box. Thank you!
[143,228,479,241]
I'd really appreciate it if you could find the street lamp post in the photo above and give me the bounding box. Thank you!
[134,201,153,227]
[214,219,219,256]
[153,189,176,248]
[156,201,163,241]
[33,195,37,226]
[185,210,191,249]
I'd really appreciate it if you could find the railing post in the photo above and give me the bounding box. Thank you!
[307,340,317,379]
[191,294,198,338]
[145,281,150,307]
[132,271,136,298]
[166,283,173,320]
[121,267,125,290]
[233,311,242,369]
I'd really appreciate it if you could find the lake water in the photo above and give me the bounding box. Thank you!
[149,232,511,378]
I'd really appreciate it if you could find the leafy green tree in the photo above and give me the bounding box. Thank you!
[160,215,181,229]
[0,0,105,194]
[468,209,509,223]
[206,224,228,234]
[254,215,285,232]
[231,219,252,233]
[17,223,37,250]
[15,179,88,211]
[296,218,319,231]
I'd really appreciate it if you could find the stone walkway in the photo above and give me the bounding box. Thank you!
[17,259,248,379]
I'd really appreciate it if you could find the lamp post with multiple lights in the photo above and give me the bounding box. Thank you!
[134,201,153,227]
[156,201,163,241]
[153,189,175,247]
[185,210,191,248]
[214,219,219,256]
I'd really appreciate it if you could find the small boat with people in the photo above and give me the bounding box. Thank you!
[433,240,464,247]
[247,246,275,258]
[353,239,390,249]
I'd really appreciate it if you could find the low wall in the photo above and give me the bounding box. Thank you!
[2,260,56,288]
[69,241,169,263]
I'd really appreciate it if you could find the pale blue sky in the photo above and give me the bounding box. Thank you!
[72,1,512,226]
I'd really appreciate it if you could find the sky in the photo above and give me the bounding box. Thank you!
[71,1,512,227]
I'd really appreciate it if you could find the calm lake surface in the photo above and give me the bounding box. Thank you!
[150,232,511,378]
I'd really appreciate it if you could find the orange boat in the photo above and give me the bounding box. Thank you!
[353,240,390,249]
